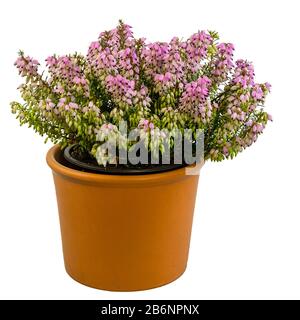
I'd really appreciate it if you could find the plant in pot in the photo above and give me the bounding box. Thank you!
[11,21,272,291]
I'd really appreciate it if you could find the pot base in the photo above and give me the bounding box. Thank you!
[65,264,187,292]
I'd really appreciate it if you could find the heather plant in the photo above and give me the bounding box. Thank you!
[11,21,271,166]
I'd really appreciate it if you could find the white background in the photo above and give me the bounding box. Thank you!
[0,0,299,300]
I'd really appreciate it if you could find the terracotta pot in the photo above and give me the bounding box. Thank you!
[46,145,200,291]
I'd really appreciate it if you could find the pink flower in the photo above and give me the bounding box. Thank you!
[69,102,79,109]
[73,76,81,84]
[265,82,272,92]
[212,43,234,83]
[252,85,264,100]
[14,55,39,77]
[233,60,255,88]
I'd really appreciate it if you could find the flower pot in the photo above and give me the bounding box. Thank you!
[46,145,200,291]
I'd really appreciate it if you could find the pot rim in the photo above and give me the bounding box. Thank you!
[47,145,199,186]
[64,144,187,175]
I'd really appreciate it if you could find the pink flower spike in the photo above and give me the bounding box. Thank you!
[265,82,272,92]
[73,76,81,84]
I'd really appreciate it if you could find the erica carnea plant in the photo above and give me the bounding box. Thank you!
[11,20,272,165]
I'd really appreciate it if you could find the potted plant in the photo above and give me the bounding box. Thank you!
[11,21,271,291]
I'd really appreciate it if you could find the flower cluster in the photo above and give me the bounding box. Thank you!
[179,76,213,123]
[212,43,234,83]
[14,54,39,77]
[184,31,213,74]
[233,59,255,88]
[105,75,150,111]
[11,21,272,165]
[46,54,90,96]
